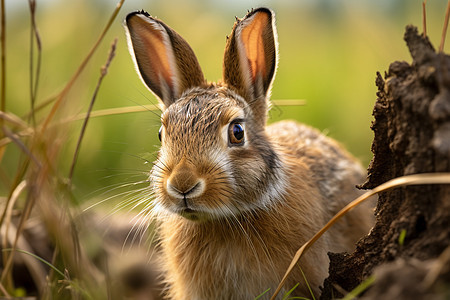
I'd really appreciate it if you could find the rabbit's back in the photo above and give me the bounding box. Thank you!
[267,120,373,252]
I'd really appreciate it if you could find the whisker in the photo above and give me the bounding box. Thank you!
[84,184,150,212]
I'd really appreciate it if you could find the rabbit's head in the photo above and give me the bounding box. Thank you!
[125,8,286,221]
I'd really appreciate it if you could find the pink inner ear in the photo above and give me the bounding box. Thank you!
[132,17,174,92]
[240,12,269,80]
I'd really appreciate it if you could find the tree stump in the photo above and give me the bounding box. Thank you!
[321,25,450,300]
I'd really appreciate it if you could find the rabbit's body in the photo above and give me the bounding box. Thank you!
[125,8,373,299]
[157,102,369,299]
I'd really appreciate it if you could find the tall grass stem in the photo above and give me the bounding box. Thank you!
[440,0,450,52]
[40,0,125,134]
[28,0,42,126]
[69,38,117,181]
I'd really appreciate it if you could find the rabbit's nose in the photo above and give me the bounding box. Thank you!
[166,160,205,199]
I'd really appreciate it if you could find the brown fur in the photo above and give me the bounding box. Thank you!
[125,7,373,299]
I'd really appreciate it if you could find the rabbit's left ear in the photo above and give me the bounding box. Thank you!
[125,11,205,108]
[223,8,278,121]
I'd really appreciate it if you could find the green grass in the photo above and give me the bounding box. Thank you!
[398,229,407,246]
[255,288,272,299]
[3,248,65,278]
[341,275,376,300]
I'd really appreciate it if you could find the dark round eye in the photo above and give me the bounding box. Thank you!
[228,123,245,145]
[158,126,163,142]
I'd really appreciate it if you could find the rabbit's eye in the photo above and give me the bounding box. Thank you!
[158,126,163,142]
[228,123,245,146]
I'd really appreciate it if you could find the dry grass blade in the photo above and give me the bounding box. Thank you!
[3,234,48,294]
[0,128,34,148]
[40,0,125,133]
[0,180,27,289]
[21,94,56,121]
[0,0,5,114]
[270,173,450,300]
[28,0,42,126]
[69,38,118,181]
[1,181,26,247]
[70,99,305,121]
[1,181,26,273]
[0,111,30,129]
[0,283,9,297]
[272,99,306,106]
[72,104,160,121]
[423,0,427,37]
[440,0,450,52]
[0,195,35,287]
[2,126,41,168]
[0,112,34,149]
[0,0,6,166]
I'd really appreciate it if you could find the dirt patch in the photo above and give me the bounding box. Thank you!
[321,25,450,299]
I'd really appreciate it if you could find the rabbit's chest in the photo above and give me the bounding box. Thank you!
[182,245,278,299]
[161,222,288,299]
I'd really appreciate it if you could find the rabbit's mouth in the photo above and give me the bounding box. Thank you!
[179,207,201,221]
[177,201,219,221]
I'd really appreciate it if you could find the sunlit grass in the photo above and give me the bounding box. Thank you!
[0,0,126,297]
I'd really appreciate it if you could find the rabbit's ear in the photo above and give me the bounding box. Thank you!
[223,8,277,119]
[125,11,205,108]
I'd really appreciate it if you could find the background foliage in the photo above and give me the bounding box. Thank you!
[3,0,449,206]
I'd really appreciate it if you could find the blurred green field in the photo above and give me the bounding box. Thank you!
[3,0,449,201]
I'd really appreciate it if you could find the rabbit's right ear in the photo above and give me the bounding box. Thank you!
[223,8,277,124]
[125,11,205,108]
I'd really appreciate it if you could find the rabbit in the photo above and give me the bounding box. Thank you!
[124,7,373,300]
